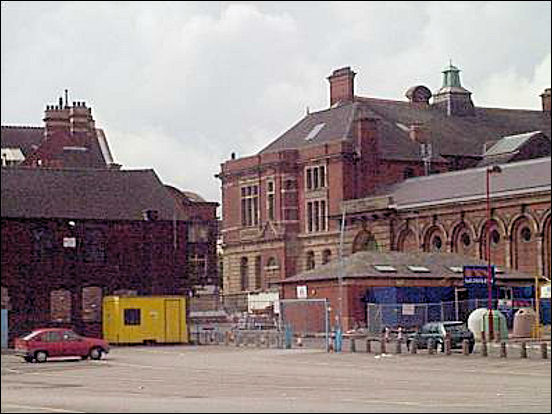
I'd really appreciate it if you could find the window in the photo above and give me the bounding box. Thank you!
[50,289,71,323]
[189,253,207,282]
[306,251,315,271]
[42,331,62,342]
[188,223,209,242]
[124,309,141,325]
[267,181,275,221]
[374,265,397,272]
[305,166,327,190]
[82,286,102,322]
[461,233,471,247]
[520,227,532,243]
[403,168,415,179]
[407,265,430,273]
[241,184,259,227]
[306,199,327,233]
[431,235,443,252]
[84,228,106,263]
[62,330,81,341]
[254,256,262,290]
[32,226,55,262]
[322,249,332,265]
[490,229,501,246]
[240,257,249,291]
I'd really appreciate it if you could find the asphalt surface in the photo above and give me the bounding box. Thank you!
[1,345,551,413]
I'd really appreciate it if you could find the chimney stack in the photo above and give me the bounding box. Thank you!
[541,88,551,113]
[327,67,356,106]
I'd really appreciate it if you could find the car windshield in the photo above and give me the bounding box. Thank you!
[444,324,466,332]
[21,331,41,340]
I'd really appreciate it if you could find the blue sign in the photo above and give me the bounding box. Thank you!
[463,265,495,286]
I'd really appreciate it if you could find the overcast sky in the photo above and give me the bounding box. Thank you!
[2,1,551,205]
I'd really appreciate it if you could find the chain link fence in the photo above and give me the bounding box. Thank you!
[365,299,536,335]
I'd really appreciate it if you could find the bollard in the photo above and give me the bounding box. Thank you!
[395,339,402,354]
[445,335,452,356]
[541,343,548,359]
[520,341,527,359]
[481,338,488,357]
[380,337,387,354]
[366,339,371,353]
[462,339,470,356]
[256,333,262,347]
[427,338,435,355]
[350,338,356,353]
[409,339,417,354]
[500,342,507,358]
[224,331,230,346]
[235,333,240,347]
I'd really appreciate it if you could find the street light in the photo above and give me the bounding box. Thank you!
[485,165,502,340]
[337,206,346,337]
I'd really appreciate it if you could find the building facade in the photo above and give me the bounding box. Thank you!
[218,65,551,303]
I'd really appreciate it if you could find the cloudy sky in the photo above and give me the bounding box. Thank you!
[2,1,550,205]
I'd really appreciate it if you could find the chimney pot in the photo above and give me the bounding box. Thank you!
[541,88,551,113]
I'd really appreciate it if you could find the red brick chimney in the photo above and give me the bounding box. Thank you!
[327,67,356,106]
[541,88,551,113]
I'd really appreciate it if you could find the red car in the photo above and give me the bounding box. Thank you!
[14,328,110,363]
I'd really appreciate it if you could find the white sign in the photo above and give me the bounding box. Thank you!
[63,237,76,248]
[296,285,308,299]
[541,284,551,299]
[402,304,415,316]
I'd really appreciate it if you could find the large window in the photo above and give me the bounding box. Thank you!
[254,256,262,290]
[267,181,275,221]
[189,253,207,282]
[305,165,327,191]
[240,257,249,291]
[306,200,327,232]
[188,223,209,243]
[241,184,259,227]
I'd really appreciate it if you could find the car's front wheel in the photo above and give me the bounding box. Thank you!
[89,347,103,360]
[35,351,48,363]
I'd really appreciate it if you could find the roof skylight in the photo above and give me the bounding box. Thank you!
[448,266,463,273]
[305,123,325,141]
[407,265,431,273]
[374,265,397,272]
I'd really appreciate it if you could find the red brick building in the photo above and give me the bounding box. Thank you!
[1,97,219,342]
[218,64,551,307]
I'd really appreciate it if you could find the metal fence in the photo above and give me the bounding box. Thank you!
[365,299,536,335]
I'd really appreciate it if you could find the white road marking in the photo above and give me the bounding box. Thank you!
[0,403,85,413]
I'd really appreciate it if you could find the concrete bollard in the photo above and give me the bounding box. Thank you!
[395,339,402,354]
[366,339,371,353]
[235,333,240,347]
[541,343,548,360]
[500,342,507,358]
[481,338,488,357]
[224,331,230,346]
[350,338,356,353]
[520,342,527,359]
[445,336,452,356]
[380,338,387,354]
[462,339,470,356]
[409,339,417,354]
[427,338,435,355]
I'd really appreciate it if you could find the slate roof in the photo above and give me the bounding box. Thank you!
[280,251,536,284]
[1,167,188,221]
[354,157,551,210]
[259,97,551,160]
[1,125,112,167]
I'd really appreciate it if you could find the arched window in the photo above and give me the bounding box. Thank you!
[424,227,445,253]
[82,286,102,322]
[352,231,378,253]
[51,289,71,323]
[480,220,506,267]
[322,249,332,265]
[240,257,249,291]
[452,224,474,256]
[511,218,538,274]
[306,251,315,271]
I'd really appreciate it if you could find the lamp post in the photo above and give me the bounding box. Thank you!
[337,206,346,336]
[485,165,502,340]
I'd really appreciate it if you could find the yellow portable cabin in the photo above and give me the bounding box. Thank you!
[103,296,188,344]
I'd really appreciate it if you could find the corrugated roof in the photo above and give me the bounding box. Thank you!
[280,251,535,284]
[1,167,187,221]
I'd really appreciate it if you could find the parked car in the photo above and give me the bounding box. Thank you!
[14,328,110,363]
[406,321,475,353]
